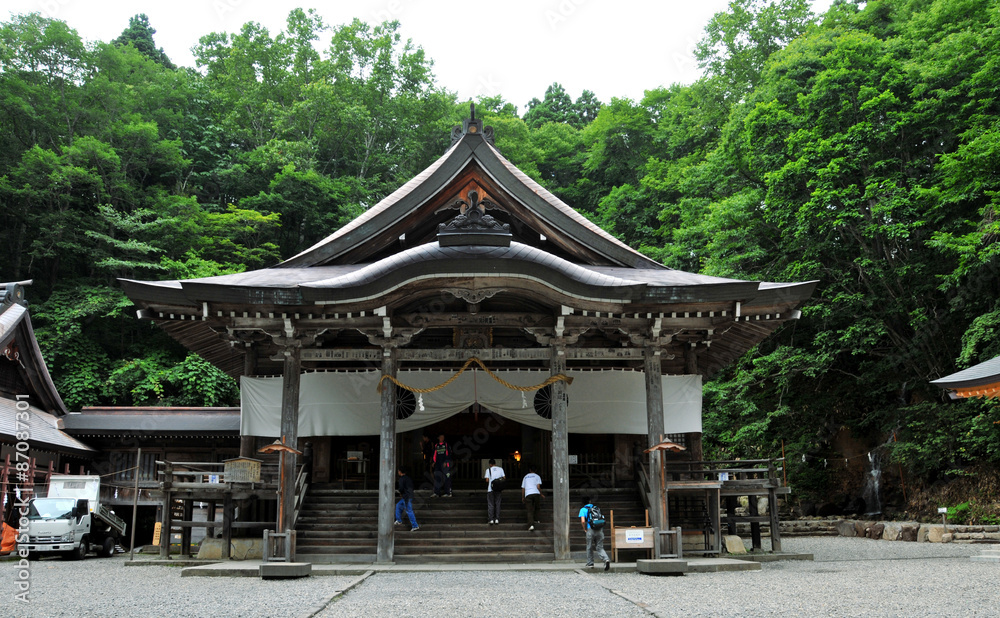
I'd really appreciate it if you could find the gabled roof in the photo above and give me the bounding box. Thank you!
[1,281,69,417]
[280,115,665,270]
[0,398,93,454]
[0,281,93,455]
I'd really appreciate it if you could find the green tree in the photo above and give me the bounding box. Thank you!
[112,14,175,69]
[695,0,816,102]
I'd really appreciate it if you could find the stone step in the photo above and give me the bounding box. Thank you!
[294,486,646,563]
[394,551,557,563]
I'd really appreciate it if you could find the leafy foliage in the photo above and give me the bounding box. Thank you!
[2,3,1000,508]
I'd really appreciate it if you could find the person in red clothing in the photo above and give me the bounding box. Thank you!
[431,434,453,498]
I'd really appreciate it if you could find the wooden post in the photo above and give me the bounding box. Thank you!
[159,462,172,560]
[550,345,570,561]
[205,500,217,540]
[768,460,782,552]
[277,344,301,533]
[181,499,193,557]
[748,489,762,550]
[644,347,664,530]
[376,347,397,563]
[129,448,141,561]
[240,342,257,458]
[222,493,233,559]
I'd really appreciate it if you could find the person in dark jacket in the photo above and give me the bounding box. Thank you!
[431,434,453,498]
[394,467,419,531]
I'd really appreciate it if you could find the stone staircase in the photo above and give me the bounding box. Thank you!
[295,484,648,563]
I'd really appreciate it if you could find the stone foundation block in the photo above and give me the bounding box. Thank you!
[196,538,264,560]
[921,525,947,543]
[836,520,857,537]
[881,522,901,541]
[723,535,748,555]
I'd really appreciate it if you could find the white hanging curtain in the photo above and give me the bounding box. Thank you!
[240,370,701,437]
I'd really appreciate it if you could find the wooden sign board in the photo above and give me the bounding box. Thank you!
[152,521,162,546]
[611,526,654,562]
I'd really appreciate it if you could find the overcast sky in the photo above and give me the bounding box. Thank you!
[3,0,832,112]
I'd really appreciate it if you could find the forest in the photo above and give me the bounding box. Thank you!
[1,0,998,521]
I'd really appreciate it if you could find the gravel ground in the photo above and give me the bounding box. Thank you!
[605,537,1000,618]
[1,537,996,618]
[317,570,649,618]
[0,555,358,618]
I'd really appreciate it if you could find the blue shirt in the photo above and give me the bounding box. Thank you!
[579,504,595,529]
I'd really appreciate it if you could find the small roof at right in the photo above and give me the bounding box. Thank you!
[931,355,1000,398]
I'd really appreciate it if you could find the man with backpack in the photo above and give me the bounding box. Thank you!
[578,497,610,570]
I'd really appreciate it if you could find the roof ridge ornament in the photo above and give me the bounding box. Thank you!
[438,189,512,247]
[450,101,496,148]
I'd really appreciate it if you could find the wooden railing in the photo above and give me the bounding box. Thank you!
[289,464,309,530]
[155,460,287,559]
[659,457,786,553]
[662,458,785,486]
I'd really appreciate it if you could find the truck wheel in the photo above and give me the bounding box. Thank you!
[71,537,88,560]
[99,537,115,557]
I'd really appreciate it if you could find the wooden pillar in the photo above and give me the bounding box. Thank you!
[749,491,762,550]
[644,347,664,530]
[222,493,233,559]
[687,432,704,465]
[159,462,172,560]
[376,348,398,563]
[550,345,570,561]
[206,500,217,539]
[180,499,193,557]
[768,460,782,552]
[240,342,257,458]
[277,344,301,533]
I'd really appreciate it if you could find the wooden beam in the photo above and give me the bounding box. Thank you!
[376,348,397,563]
[550,345,570,561]
[299,347,649,363]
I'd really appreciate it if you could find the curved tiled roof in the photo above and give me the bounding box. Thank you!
[302,242,643,290]
[931,355,1000,389]
[279,128,663,270]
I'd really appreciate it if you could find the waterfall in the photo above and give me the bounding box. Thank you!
[862,450,882,516]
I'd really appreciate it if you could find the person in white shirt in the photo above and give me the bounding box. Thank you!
[521,464,543,531]
[484,459,506,525]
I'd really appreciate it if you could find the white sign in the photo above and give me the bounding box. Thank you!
[625,529,645,544]
[208,474,220,483]
[568,455,578,464]
[937,507,948,514]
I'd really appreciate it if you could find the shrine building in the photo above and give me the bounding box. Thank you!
[121,109,816,562]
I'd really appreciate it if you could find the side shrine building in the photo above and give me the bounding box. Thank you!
[122,110,817,562]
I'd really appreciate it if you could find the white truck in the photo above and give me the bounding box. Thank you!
[23,475,127,560]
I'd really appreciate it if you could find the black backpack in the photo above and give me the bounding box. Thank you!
[490,474,507,493]
[586,504,606,529]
